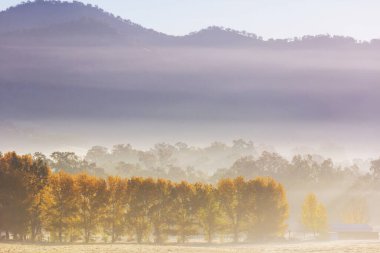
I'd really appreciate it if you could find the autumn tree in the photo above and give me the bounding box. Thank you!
[217,177,247,242]
[0,152,24,239]
[126,177,153,243]
[246,177,289,241]
[103,176,128,242]
[195,183,223,243]
[29,154,51,241]
[41,171,78,242]
[171,181,198,243]
[302,193,328,237]
[148,178,174,243]
[340,197,369,224]
[0,152,50,241]
[76,174,107,243]
[0,152,4,238]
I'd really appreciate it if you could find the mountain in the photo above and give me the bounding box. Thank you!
[1,0,380,154]
[180,26,264,47]
[0,1,159,35]
[0,0,171,46]
[0,1,373,48]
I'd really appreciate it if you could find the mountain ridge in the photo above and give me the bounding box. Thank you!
[1,0,378,48]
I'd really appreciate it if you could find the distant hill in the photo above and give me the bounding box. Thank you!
[0,0,171,45]
[1,0,377,48]
[0,1,155,34]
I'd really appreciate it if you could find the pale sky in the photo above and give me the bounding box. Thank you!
[1,0,380,40]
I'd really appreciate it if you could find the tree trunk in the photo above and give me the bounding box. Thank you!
[154,224,161,244]
[111,221,116,243]
[59,226,63,243]
[180,229,186,244]
[85,231,90,243]
[31,229,36,242]
[136,230,142,244]
[207,229,212,243]
[233,226,239,243]
[59,211,63,243]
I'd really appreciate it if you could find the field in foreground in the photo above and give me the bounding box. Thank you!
[1,241,380,253]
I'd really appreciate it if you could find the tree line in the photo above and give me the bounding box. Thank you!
[36,141,373,188]
[0,152,288,243]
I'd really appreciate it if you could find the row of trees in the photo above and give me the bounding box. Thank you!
[0,152,289,243]
[80,142,380,189]
[215,153,362,188]
[43,148,368,188]
[84,140,256,178]
[32,140,380,191]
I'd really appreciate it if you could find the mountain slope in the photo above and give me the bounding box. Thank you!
[0,1,143,33]
[0,0,170,45]
[1,0,374,48]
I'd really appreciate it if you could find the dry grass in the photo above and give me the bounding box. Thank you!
[1,241,380,253]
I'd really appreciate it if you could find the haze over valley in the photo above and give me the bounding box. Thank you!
[4,2,380,252]
[1,0,380,163]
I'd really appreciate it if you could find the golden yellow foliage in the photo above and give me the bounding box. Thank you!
[0,152,290,244]
[302,193,328,236]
